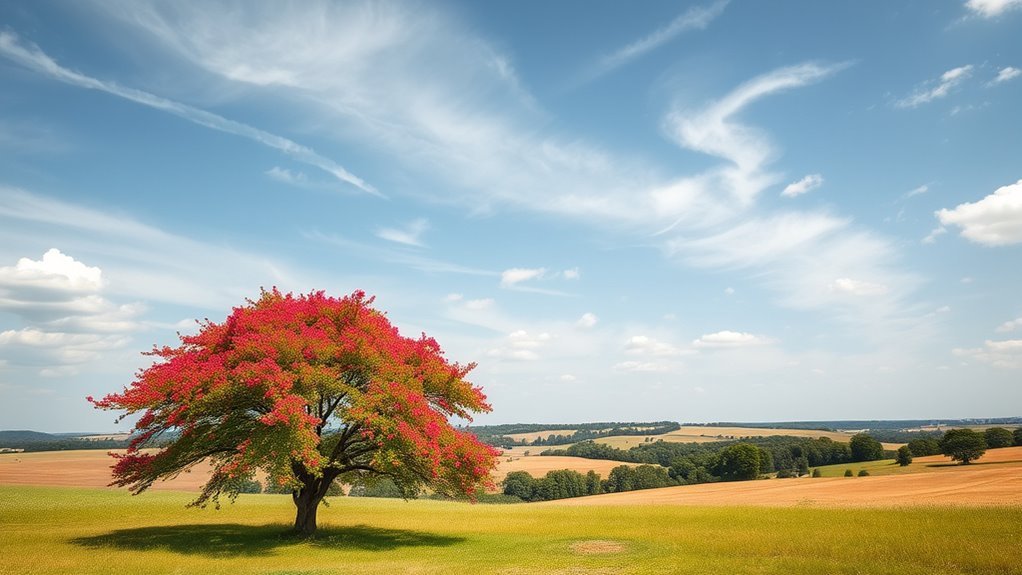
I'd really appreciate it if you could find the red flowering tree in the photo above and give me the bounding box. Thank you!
[90,289,497,535]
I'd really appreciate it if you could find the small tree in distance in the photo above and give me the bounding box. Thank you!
[90,289,498,536]
[984,427,1013,449]
[1015,427,1022,446]
[849,433,884,462]
[896,445,913,466]
[940,428,987,465]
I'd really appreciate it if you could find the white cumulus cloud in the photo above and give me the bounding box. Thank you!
[576,312,598,329]
[486,330,551,361]
[936,179,1022,246]
[500,267,546,287]
[693,330,772,348]
[954,339,1022,369]
[965,0,1022,17]
[612,360,670,372]
[626,335,685,356]
[830,277,889,296]
[0,248,103,292]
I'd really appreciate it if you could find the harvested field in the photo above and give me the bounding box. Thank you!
[497,445,550,457]
[494,455,638,481]
[503,429,576,442]
[549,449,1022,508]
[0,450,213,491]
[0,450,640,491]
[596,426,905,450]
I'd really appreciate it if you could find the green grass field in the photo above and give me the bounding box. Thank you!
[1,485,1020,575]
[810,458,921,477]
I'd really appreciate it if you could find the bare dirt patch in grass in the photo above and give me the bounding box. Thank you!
[569,540,626,555]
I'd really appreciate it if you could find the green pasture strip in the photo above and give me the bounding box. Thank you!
[0,485,1019,575]
[810,457,923,477]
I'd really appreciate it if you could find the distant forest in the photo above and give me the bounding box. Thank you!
[0,430,132,452]
[696,417,1022,431]
[467,421,681,448]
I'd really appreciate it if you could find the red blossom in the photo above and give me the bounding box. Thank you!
[91,288,497,505]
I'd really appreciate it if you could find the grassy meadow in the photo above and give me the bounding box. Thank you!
[2,485,1021,575]
[811,446,1022,478]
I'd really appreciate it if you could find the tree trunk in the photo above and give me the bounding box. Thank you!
[292,485,322,536]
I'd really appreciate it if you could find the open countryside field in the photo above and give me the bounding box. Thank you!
[550,448,1022,508]
[0,450,641,490]
[2,485,1020,575]
[494,455,641,482]
[595,426,905,450]
[811,446,1022,478]
[503,429,578,442]
[0,450,214,491]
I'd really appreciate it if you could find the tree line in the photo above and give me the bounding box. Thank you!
[469,421,682,448]
[542,433,894,481]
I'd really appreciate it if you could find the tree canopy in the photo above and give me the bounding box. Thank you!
[896,445,913,466]
[712,443,763,481]
[90,289,497,535]
[983,427,1013,449]
[849,433,884,462]
[940,428,987,465]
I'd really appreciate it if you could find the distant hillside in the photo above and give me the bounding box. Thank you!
[0,430,61,445]
[0,430,132,452]
[696,418,1022,431]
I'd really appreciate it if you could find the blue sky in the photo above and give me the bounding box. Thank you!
[1,0,1020,432]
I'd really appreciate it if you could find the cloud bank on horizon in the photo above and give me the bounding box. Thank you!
[0,0,1020,430]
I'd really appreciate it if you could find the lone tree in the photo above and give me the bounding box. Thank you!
[896,445,913,466]
[90,289,498,535]
[939,428,987,465]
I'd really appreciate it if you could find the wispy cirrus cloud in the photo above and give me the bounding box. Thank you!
[781,174,824,198]
[663,62,844,208]
[580,0,729,84]
[376,218,430,247]
[306,230,495,276]
[896,65,973,108]
[990,66,1021,85]
[997,317,1022,333]
[84,2,918,334]
[0,31,378,197]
